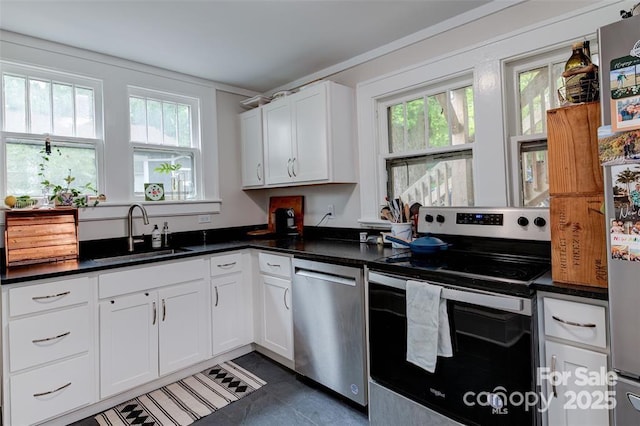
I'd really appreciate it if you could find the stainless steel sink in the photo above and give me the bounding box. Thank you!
[91,247,192,263]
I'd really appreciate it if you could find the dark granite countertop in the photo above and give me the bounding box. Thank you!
[0,226,608,301]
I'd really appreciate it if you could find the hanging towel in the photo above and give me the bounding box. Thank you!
[406,280,453,373]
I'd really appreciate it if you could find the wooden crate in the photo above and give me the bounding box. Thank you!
[547,102,603,196]
[4,209,79,267]
[550,195,608,287]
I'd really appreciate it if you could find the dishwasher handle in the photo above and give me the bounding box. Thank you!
[295,269,356,287]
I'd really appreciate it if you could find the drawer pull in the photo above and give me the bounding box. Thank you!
[32,291,71,301]
[217,262,237,268]
[33,382,71,397]
[284,287,290,310]
[32,331,71,344]
[552,315,596,328]
[267,262,281,268]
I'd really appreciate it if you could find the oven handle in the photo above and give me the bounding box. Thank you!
[368,271,528,314]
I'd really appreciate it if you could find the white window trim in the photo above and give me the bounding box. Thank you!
[127,85,204,201]
[356,1,617,226]
[508,134,547,207]
[0,61,105,201]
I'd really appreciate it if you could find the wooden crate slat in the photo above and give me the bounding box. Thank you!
[6,234,78,249]
[7,223,76,238]
[8,245,78,262]
[6,216,75,226]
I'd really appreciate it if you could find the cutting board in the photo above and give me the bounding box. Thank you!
[247,196,304,237]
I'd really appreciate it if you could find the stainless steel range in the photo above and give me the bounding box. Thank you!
[368,207,551,426]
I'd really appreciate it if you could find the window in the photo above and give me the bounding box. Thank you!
[1,63,102,197]
[506,42,598,206]
[381,80,475,207]
[128,86,200,200]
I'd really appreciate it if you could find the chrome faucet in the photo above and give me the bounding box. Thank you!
[127,203,149,252]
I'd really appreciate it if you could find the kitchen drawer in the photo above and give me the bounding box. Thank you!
[543,297,606,349]
[210,252,243,276]
[9,305,90,372]
[10,354,93,426]
[99,258,207,298]
[8,275,93,317]
[259,252,291,278]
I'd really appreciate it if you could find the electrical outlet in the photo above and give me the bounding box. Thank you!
[198,214,211,224]
[327,204,335,218]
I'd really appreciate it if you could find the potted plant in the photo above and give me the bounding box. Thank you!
[39,138,101,208]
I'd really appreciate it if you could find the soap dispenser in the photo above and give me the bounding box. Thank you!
[151,224,161,248]
[162,221,171,248]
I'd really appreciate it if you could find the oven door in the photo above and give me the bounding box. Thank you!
[368,271,534,426]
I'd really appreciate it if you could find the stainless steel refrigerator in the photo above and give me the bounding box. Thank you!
[598,13,640,425]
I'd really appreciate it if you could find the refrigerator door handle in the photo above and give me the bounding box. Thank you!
[551,315,596,328]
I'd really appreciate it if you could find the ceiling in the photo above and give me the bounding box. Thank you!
[0,0,507,93]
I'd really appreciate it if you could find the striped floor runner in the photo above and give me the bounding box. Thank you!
[95,361,266,426]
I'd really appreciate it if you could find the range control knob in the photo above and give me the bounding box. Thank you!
[436,214,445,223]
[425,214,434,223]
[517,216,529,227]
[534,217,547,227]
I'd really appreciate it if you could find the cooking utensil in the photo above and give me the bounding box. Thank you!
[385,234,450,255]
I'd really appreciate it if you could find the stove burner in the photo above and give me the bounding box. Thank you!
[381,249,549,284]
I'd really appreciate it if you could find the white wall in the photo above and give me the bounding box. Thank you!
[1,0,635,242]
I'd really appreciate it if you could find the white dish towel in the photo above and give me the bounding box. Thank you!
[406,280,453,373]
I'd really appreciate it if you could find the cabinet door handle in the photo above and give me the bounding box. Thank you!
[287,158,292,177]
[291,157,297,177]
[550,355,558,397]
[32,291,70,301]
[33,382,72,397]
[214,286,219,307]
[32,331,71,344]
[162,299,166,321]
[152,301,157,325]
[284,287,290,310]
[552,315,596,328]
[257,163,262,181]
[217,262,237,268]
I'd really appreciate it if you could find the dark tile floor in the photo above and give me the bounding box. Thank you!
[73,351,369,425]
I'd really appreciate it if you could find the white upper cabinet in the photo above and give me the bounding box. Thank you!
[240,108,265,188]
[260,81,356,187]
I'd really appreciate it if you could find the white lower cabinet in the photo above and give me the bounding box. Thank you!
[255,251,293,361]
[544,341,609,426]
[211,252,253,355]
[99,291,159,397]
[260,274,292,359]
[99,259,209,398]
[538,292,610,426]
[2,275,97,426]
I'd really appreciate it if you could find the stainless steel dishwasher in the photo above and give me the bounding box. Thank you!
[292,258,367,406]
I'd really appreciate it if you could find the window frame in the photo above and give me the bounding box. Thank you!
[504,40,598,206]
[376,75,475,211]
[127,85,203,201]
[0,61,104,199]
